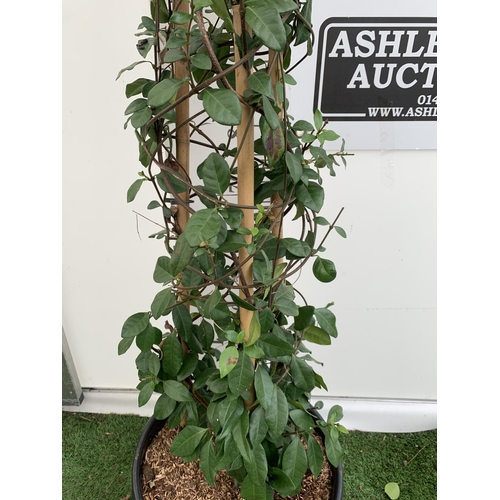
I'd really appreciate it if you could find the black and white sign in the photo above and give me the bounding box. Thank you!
[314,18,437,122]
[286,1,437,149]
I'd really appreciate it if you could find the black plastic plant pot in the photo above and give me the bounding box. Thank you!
[132,410,344,500]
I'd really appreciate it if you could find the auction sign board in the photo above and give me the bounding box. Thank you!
[287,2,437,149]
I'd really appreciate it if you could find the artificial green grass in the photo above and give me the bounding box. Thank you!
[62,412,436,500]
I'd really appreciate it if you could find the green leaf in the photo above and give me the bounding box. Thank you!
[327,405,344,424]
[170,426,208,457]
[184,208,222,247]
[245,313,261,346]
[244,443,268,486]
[312,257,337,283]
[153,256,173,284]
[283,237,311,259]
[136,324,162,352]
[293,119,314,132]
[321,427,343,467]
[294,305,315,331]
[321,129,341,142]
[269,467,296,497]
[211,0,234,31]
[170,232,195,275]
[200,439,217,486]
[169,11,192,24]
[289,408,315,431]
[306,434,324,477]
[285,150,303,184]
[191,53,212,70]
[295,182,325,212]
[231,410,251,462]
[121,312,149,338]
[161,332,183,376]
[116,60,151,80]
[245,2,286,51]
[385,482,401,500]
[314,308,338,337]
[130,107,152,128]
[124,98,148,115]
[334,226,347,238]
[254,365,274,410]
[127,179,145,203]
[273,283,299,316]
[303,325,331,345]
[228,352,254,396]
[290,355,315,392]
[163,380,192,402]
[244,344,265,359]
[265,384,288,440]
[126,78,151,98]
[154,393,177,420]
[257,331,295,358]
[249,405,268,445]
[262,96,280,130]
[314,109,323,131]
[199,153,231,194]
[172,305,193,342]
[282,435,308,495]
[247,71,274,100]
[229,291,257,311]
[202,88,242,125]
[219,346,239,378]
[138,381,154,407]
[240,474,272,500]
[151,287,176,319]
[118,336,134,355]
[147,78,183,108]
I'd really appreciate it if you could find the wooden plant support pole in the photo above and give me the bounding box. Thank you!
[269,50,284,265]
[174,0,191,234]
[233,3,256,407]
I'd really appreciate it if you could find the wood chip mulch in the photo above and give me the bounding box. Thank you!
[141,424,334,499]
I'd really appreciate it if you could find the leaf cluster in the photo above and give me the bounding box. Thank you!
[118,1,350,498]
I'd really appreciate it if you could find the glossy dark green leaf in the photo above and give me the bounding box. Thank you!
[306,433,324,477]
[138,381,155,407]
[321,427,343,467]
[245,2,286,51]
[289,408,315,432]
[282,237,310,258]
[154,393,177,420]
[254,365,274,410]
[190,53,212,70]
[121,312,149,338]
[295,182,325,212]
[269,467,296,497]
[153,256,173,284]
[184,208,222,247]
[147,78,183,108]
[294,305,315,331]
[262,96,280,130]
[202,88,242,125]
[231,410,251,462]
[290,354,315,392]
[228,352,254,396]
[282,435,308,494]
[249,405,268,445]
[244,442,268,486]
[163,380,192,402]
[170,425,208,457]
[151,287,175,319]
[265,384,288,440]
[199,153,231,194]
[126,78,151,98]
[257,331,295,358]
[170,232,195,275]
[285,150,303,184]
[312,257,337,283]
[273,283,299,316]
[247,71,274,100]
[240,474,272,500]
[161,332,183,376]
[314,307,338,337]
[199,438,217,486]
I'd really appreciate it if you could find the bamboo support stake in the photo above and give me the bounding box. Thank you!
[174,0,191,233]
[233,4,254,332]
[269,50,284,263]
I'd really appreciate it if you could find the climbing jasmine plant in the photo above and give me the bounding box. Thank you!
[118,0,350,498]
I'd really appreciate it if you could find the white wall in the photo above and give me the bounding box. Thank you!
[62,1,436,404]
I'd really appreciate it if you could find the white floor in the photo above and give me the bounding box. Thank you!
[63,389,437,433]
